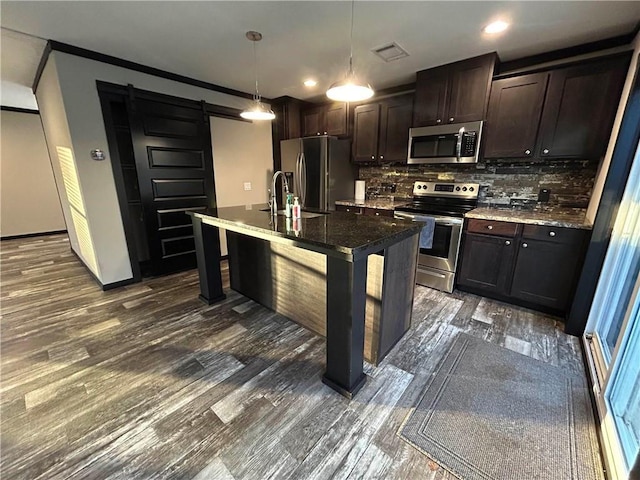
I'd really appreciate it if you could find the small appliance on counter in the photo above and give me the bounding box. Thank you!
[280,136,356,211]
[395,181,479,293]
[355,180,366,201]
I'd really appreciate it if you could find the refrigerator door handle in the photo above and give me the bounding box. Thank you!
[300,152,307,207]
[294,152,301,199]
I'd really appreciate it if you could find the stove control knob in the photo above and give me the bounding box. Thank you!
[416,185,422,190]
[456,186,461,191]
[462,187,468,192]
[469,187,474,192]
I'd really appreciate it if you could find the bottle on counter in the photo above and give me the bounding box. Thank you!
[292,197,301,219]
[285,193,294,218]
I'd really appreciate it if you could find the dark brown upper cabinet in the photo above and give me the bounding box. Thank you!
[352,103,380,162]
[536,56,629,159]
[301,102,348,137]
[484,54,629,160]
[353,94,413,164]
[483,72,550,158]
[271,96,303,141]
[413,53,497,127]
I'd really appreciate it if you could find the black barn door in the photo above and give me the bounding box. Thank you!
[128,94,215,275]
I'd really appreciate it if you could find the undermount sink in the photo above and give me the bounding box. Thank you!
[260,208,327,219]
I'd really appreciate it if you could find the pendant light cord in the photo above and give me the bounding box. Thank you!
[253,40,260,102]
[348,0,355,75]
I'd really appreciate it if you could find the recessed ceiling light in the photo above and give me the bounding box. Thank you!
[483,20,509,34]
[304,79,317,87]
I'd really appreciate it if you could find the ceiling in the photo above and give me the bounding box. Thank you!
[1,1,639,108]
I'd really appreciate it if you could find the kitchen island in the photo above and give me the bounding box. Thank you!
[188,204,422,398]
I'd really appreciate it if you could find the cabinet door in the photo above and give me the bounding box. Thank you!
[412,65,449,127]
[457,233,516,295]
[302,107,324,136]
[483,73,549,158]
[537,56,629,159]
[510,238,583,311]
[378,94,413,163]
[447,53,496,124]
[325,103,347,136]
[353,103,380,163]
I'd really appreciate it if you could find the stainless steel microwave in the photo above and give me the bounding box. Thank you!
[407,121,484,164]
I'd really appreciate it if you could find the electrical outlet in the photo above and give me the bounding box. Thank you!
[243,182,252,191]
[538,188,550,203]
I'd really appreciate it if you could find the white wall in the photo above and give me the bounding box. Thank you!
[587,32,640,222]
[35,51,273,284]
[35,59,83,261]
[211,117,273,255]
[0,110,65,237]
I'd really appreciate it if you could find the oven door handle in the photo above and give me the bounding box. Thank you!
[394,211,463,225]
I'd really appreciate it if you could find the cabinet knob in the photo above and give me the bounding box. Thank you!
[505,240,511,246]
[371,155,375,160]
[375,212,380,216]
[323,131,327,135]
[549,231,556,237]
[487,225,493,230]
[525,149,531,155]
[522,243,528,248]
[542,148,550,154]
[436,119,442,124]
[449,117,455,123]
[380,155,384,160]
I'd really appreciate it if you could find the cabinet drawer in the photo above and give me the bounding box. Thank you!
[522,224,587,244]
[467,219,518,237]
[365,207,394,218]
[336,205,363,214]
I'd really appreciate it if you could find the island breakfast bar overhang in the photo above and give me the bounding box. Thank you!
[187,205,423,398]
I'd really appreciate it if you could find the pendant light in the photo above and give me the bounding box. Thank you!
[326,0,374,102]
[241,31,275,121]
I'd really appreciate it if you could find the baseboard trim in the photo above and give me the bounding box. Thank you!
[102,278,136,291]
[68,247,135,291]
[1,230,67,240]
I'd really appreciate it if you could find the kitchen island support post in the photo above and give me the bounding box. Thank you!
[191,216,226,304]
[322,255,368,398]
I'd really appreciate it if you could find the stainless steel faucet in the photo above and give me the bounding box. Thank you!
[270,171,289,216]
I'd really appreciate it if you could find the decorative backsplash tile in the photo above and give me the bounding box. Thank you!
[358,158,599,208]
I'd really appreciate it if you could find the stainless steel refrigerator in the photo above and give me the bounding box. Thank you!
[280,136,356,210]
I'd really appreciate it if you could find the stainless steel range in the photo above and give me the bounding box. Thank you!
[395,181,479,293]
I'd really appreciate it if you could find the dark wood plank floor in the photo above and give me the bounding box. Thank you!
[1,234,597,479]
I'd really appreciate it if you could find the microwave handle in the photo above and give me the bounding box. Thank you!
[455,126,465,162]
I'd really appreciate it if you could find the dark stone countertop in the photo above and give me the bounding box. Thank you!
[188,204,423,261]
[335,198,411,210]
[466,207,593,230]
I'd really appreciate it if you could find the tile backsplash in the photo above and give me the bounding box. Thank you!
[358,158,599,208]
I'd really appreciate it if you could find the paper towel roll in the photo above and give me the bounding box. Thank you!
[355,180,366,201]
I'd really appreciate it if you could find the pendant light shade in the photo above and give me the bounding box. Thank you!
[326,76,374,102]
[326,0,374,102]
[241,31,275,121]
[240,100,275,121]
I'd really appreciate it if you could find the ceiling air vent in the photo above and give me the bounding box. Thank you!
[372,42,409,62]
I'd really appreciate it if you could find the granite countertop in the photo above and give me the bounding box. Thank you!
[466,207,593,230]
[188,203,423,260]
[335,198,411,210]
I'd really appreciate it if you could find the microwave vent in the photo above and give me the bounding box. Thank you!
[372,42,409,62]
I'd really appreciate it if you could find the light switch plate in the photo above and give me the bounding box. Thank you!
[244,182,252,191]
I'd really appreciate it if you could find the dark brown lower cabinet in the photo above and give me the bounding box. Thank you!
[457,219,589,316]
[458,233,516,296]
